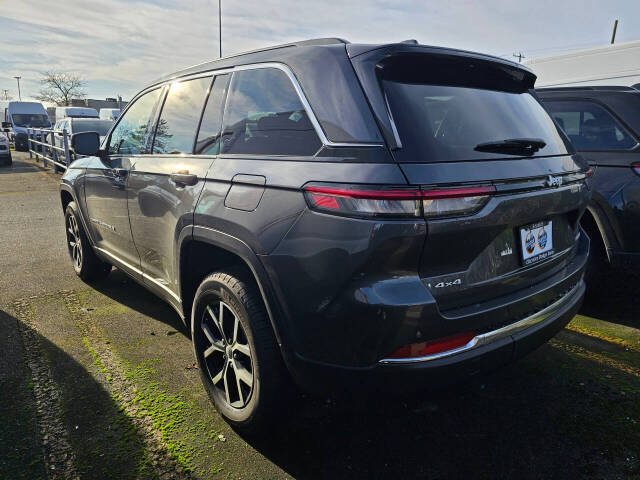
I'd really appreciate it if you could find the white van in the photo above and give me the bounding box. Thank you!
[55,106,99,120]
[525,40,640,88]
[2,101,51,151]
[99,108,120,121]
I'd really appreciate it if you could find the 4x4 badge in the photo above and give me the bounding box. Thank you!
[434,278,462,288]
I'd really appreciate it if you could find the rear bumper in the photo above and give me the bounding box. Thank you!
[287,279,584,393]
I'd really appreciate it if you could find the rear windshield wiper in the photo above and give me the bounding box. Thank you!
[474,138,547,155]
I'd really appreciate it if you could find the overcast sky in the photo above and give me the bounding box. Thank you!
[2,0,639,102]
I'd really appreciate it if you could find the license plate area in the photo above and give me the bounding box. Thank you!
[520,221,554,265]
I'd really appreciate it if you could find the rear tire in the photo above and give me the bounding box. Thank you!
[64,202,111,282]
[582,215,609,294]
[191,269,289,432]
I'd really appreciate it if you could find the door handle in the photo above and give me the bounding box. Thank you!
[170,171,198,187]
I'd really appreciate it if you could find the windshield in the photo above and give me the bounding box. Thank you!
[383,82,570,162]
[73,120,113,136]
[12,113,50,128]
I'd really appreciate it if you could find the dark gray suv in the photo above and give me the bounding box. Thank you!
[60,38,591,430]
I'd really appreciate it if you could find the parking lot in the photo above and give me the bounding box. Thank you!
[0,151,638,479]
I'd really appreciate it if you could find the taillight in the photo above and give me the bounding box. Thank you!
[303,184,495,219]
[386,331,476,359]
[421,186,495,218]
[632,163,640,176]
[304,185,422,218]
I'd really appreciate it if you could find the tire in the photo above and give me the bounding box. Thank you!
[64,202,111,282]
[582,220,609,295]
[191,268,288,432]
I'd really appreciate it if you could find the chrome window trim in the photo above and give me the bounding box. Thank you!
[379,280,583,364]
[151,62,384,149]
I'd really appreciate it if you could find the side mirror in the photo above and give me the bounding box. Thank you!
[1,122,10,129]
[71,131,100,156]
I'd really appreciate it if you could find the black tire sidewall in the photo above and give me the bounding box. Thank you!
[65,203,85,275]
[191,276,262,426]
[64,202,110,281]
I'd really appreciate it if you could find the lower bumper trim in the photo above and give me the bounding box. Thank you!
[379,279,583,365]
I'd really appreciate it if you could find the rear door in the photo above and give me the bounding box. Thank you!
[84,87,163,274]
[126,74,229,305]
[351,50,590,311]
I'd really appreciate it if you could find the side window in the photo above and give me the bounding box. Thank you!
[152,77,212,154]
[108,88,162,155]
[220,68,321,156]
[546,100,638,151]
[195,74,230,155]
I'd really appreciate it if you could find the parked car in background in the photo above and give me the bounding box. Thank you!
[55,106,99,120]
[60,38,591,430]
[99,108,121,121]
[54,117,114,145]
[2,101,51,151]
[538,86,640,286]
[0,131,11,166]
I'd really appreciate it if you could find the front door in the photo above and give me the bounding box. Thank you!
[127,75,229,304]
[84,87,163,275]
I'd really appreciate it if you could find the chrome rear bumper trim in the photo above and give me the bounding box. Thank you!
[379,280,583,365]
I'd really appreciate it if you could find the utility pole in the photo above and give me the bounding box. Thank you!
[14,76,21,101]
[218,0,222,58]
[2,89,9,100]
[611,19,618,44]
[513,52,526,63]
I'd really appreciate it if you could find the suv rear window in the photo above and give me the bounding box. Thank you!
[381,57,570,163]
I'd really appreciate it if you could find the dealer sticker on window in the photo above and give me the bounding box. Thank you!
[520,221,554,265]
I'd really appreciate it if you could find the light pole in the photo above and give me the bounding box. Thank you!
[14,76,22,101]
[218,0,222,58]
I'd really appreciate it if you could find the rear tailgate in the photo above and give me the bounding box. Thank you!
[349,45,591,312]
[403,158,588,311]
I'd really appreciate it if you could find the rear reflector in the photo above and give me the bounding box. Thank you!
[304,184,495,219]
[632,163,640,177]
[386,331,476,359]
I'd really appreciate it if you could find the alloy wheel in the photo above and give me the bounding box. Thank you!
[66,213,82,270]
[199,300,254,409]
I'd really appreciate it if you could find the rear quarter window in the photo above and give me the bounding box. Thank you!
[220,68,321,156]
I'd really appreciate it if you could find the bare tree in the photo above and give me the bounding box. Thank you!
[35,71,86,106]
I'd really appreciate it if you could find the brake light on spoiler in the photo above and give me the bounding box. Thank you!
[304,184,495,219]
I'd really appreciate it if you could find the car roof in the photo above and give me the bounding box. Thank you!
[151,37,529,86]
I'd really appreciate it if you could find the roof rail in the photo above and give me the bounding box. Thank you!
[399,39,419,44]
[290,38,350,46]
[156,38,351,84]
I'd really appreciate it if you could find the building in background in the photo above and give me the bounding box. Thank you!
[525,40,640,88]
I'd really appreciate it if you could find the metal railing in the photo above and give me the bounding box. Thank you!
[27,127,72,173]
